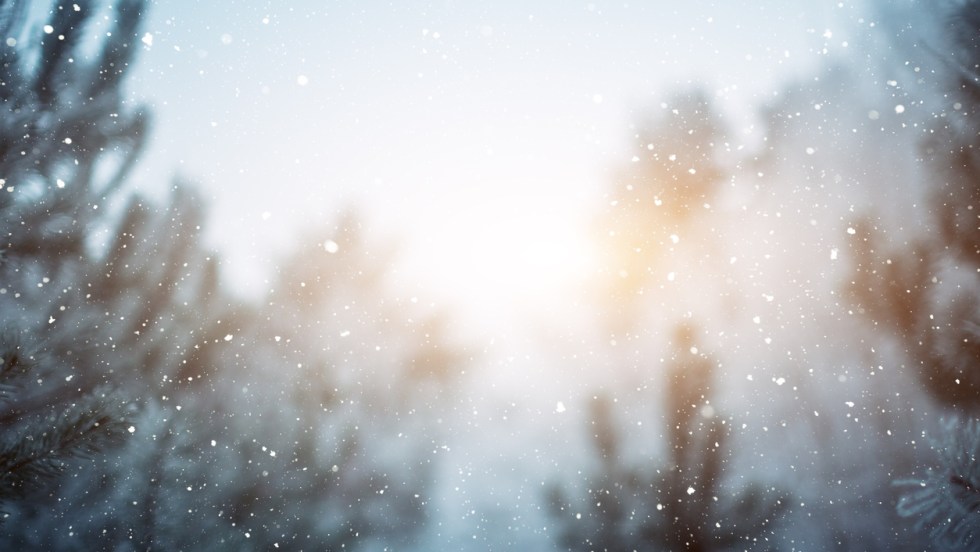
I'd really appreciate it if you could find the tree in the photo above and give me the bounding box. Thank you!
[135,216,463,551]
[895,418,980,551]
[0,0,146,523]
[549,90,790,550]
[872,1,980,547]
[0,1,466,549]
[847,0,980,411]
[594,91,729,334]
[549,324,785,551]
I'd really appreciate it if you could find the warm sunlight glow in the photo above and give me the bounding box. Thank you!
[405,194,597,323]
[467,211,590,296]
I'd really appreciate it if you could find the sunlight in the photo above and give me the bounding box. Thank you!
[469,210,591,296]
[406,193,597,325]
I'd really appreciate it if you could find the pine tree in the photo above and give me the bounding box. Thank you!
[874,1,980,547]
[895,418,980,550]
[548,324,785,551]
[99,216,463,551]
[847,0,980,411]
[224,215,460,549]
[0,332,130,521]
[0,0,146,524]
[594,91,729,334]
[551,92,787,549]
[0,1,466,549]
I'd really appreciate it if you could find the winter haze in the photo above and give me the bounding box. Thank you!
[2,0,979,550]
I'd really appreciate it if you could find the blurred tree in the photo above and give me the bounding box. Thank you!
[594,91,729,333]
[137,217,463,551]
[847,0,980,411]
[548,325,785,551]
[553,89,788,550]
[0,1,465,550]
[876,1,980,548]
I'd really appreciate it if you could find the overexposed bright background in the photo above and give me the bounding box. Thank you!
[128,0,854,335]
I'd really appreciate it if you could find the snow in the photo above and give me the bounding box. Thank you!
[6,0,962,549]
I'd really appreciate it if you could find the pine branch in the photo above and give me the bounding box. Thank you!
[0,333,34,404]
[895,418,980,550]
[35,0,94,106]
[0,395,129,502]
[88,0,145,98]
[550,325,788,551]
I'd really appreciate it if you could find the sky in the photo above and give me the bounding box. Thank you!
[126,0,861,335]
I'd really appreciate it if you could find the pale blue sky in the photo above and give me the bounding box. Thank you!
[127,0,862,329]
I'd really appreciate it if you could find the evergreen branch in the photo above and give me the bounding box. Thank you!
[0,335,34,404]
[0,0,26,40]
[35,0,94,106]
[918,40,980,86]
[895,418,980,550]
[0,395,130,506]
[87,0,145,98]
[0,1,27,104]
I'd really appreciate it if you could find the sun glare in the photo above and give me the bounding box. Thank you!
[407,196,597,326]
[470,211,590,293]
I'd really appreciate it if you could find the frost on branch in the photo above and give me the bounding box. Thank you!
[895,418,980,551]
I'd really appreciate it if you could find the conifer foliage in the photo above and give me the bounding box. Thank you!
[549,326,785,551]
[852,0,980,548]
[0,1,463,549]
[594,91,728,333]
[0,334,129,519]
[0,0,146,520]
[549,90,786,549]
[848,0,980,411]
[895,418,980,551]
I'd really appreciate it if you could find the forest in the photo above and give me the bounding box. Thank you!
[1,0,980,550]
